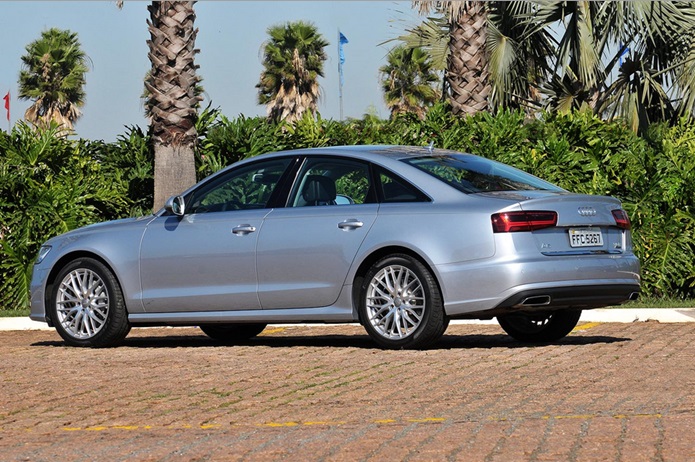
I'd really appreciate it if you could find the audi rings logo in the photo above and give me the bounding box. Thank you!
[578,206,597,217]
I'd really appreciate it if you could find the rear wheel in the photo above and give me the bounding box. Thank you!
[200,323,267,342]
[360,254,446,349]
[50,258,130,347]
[497,309,582,343]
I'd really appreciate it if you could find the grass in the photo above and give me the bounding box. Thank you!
[0,308,30,317]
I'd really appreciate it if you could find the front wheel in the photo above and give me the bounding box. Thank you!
[359,254,446,349]
[497,309,582,343]
[200,323,267,342]
[50,258,130,347]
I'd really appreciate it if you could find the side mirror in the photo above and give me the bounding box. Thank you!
[165,195,185,216]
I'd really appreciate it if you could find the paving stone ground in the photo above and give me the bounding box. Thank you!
[1,322,694,461]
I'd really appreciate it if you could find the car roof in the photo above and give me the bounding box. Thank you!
[263,145,467,162]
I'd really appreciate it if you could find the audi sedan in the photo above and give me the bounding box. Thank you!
[30,145,640,348]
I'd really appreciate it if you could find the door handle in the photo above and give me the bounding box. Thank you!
[338,219,364,230]
[232,224,256,236]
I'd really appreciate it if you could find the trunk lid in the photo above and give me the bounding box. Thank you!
[480,191,629,255]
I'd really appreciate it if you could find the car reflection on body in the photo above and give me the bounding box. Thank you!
[30,145,640,348]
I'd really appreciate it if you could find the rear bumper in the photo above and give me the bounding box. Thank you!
[436,253,641,319]
[495,284,639,310]
[445,282,640,319]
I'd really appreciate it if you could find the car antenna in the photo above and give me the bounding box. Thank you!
[427,141,435,153]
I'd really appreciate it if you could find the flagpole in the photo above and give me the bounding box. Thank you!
[338,29,343,121]
[338,30,349,122]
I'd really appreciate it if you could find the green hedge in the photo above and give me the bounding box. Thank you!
[2,106,694,311]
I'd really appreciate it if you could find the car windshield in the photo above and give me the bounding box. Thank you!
[404,154,563,194]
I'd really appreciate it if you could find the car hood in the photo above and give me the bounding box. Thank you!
[47,215,154,243]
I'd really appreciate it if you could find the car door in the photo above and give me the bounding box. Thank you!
[256,157,378,309]
[139,158,291,312]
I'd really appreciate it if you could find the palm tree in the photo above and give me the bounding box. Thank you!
[414,1,491,115]
[534,1,695,132]
[404,2,554,113]
[257,21,328,124]
[379,46,440,119]
[18,28,89,132]
[145,1,202,210]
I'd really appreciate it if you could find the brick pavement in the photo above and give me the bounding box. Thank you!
[1,322,694,461]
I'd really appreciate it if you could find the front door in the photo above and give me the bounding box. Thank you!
[139,158,292,312]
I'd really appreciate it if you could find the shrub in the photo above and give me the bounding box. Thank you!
[0,123,129,310]
[3,109,695,311]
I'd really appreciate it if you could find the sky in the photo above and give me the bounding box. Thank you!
[0,1,422,142]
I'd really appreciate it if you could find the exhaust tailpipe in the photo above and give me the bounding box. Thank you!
[520,295,551,306]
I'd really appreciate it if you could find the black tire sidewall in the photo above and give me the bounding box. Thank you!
[359,254,444,349]
[497,309,582,343]
[50,258,130,347]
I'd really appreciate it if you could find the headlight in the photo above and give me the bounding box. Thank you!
[36,245,52,264]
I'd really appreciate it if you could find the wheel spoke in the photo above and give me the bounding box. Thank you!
[401,308,422,326]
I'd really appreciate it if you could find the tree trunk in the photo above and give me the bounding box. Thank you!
[153,144,197,209]
[447,1,490,115]
[146,1,201,211]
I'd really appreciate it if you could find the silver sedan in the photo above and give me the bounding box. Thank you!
[30,145,640,348]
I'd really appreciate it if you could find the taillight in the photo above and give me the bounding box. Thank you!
[491,211,558,233]
[612,209,631,230]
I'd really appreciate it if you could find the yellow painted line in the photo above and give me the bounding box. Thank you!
[260,421,299,427]
[35,413,666,434]
[200,424,221,430]
[260,327,286,335]
[613,413,662,419]
[572,322,601,332]
[407,417,445,423]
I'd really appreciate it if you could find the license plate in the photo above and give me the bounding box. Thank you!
[568,228,603,247]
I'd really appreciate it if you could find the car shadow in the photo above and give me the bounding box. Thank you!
[31,332,631,350]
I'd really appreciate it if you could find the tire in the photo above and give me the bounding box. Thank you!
[200,323,267,342]
[359,254,446,349]
[50,258,130,347]
[497,309,582,343]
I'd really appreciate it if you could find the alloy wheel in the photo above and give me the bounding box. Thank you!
[56,268,110,339]
[365,264,426,340]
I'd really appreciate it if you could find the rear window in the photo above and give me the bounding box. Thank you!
[404,154,563,193]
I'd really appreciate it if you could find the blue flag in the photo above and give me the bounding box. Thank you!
[339,32,349,65]
[339,31,348,88]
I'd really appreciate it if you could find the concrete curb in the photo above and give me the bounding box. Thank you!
[580,308,695,323]
[2,308,694,332]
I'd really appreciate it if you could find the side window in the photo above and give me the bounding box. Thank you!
[379,169,430,203]
[290,158,373,207]
[187,159,290,214]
